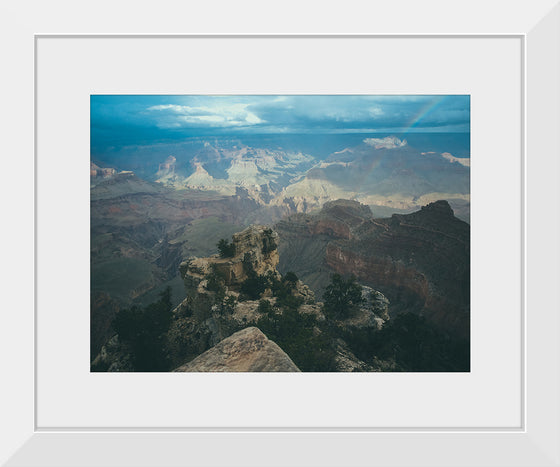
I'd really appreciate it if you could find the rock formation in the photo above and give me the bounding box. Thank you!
[157,155,176,174]
[90,162,116,180]
[165,225,317,369]
[179,224,280,292]
[276,199,470,339]
[173,327,301,372]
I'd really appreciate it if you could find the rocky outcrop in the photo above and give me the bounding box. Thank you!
[173,327,300,372]
[363,286,390,321]
[180,225,280,292]
[339,286,389,330]
[232,225,280,276]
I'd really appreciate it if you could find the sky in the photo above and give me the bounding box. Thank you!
[91,95,470,151]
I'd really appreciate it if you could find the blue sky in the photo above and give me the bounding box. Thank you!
[91,95,470,150]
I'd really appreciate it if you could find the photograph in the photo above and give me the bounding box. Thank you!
[90,95,471,373]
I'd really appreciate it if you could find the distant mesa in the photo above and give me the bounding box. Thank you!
[90,162,116,179]
[363,136,407,149]
[184,162,221,188]
[420,199,455,216]
[321,199,374,223]
[158,155,176,173]
[173,327,301,372]
[183,162,230,191]
[155,143,315,192]
[141,138,470,221]
[155,155,178,184]
[421,151,470,167]
[441,152,470,167]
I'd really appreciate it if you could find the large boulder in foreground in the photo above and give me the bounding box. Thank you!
[173,327,300,372]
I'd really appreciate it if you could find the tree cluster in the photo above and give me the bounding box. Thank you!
[111,287,173,371]
[339,312,470,372]
[239,270,269,300]
[323,273,364,320]
[255,297,337,372]
[261,228,277,255]
[217,238,236,258]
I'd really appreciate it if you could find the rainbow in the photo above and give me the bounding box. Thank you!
[353,157,384,195]
[351,96,452,194]
[352,97,448,194]
[403,95,447,134]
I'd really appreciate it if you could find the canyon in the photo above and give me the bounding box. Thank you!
[276,199,470,339]
[91,135,471,369]
[93,202,469,372]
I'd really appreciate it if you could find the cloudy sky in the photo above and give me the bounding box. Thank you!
[91,95,470,150]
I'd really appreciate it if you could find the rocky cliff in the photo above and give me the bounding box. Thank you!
[276,199,470,339]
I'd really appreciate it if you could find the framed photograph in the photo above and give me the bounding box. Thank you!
[89,93,472,377]
[2,1,559,465]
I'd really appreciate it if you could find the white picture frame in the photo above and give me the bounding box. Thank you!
[2,1,559,465]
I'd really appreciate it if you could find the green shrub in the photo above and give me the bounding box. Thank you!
[257,299,275,315]
[239,271,268,300]
[323,273,363,320]
[340,313,470,372]
[283,271,299,285]
[217,238,235,258]
[269,272,302,309]
[277,293,304,312]
[256,307,337,372]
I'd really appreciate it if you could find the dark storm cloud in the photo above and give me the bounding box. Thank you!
[91,95,470,151]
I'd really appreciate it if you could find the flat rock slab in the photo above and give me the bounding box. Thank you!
[173,326,300,372]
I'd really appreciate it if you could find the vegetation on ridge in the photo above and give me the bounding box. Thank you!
[217,238,236,258]
[323,273,363,320]
[95,287,173,372]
